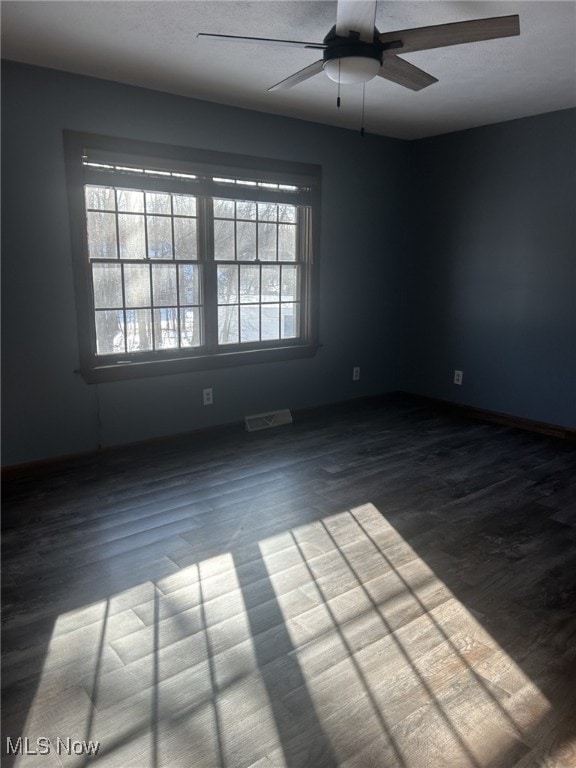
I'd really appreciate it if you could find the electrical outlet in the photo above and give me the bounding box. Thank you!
[353,367,360,381]
[203,388,213,406]
[454,370,463,386]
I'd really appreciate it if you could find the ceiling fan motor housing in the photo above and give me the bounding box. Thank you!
[322,26,396,84]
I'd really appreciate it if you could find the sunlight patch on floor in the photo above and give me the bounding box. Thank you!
[11,503,553,768]
[259,503,551,768]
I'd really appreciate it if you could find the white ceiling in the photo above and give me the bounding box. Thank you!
[2,1,575,139]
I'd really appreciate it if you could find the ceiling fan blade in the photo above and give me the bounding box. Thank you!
[268,60,325,91]
[378,56,438,91]
[336,0,377,42]
[379,15,520,54]
[197,33,325,50]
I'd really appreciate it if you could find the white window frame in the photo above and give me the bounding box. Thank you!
[64,132,321,383]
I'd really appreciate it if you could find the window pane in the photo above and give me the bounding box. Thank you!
[95,310,124,354]
[82,165,311,362]
[281,303,298,339]
[278,224,296,261]
[218,305,239,344]
[258,202,278,222]
[86,186,115,211]
[214,220,235,261]
[278,204,297,223]
[261,304,280,341]
[154,307,179,349]
[181,307,201,347]
[118,214,146,259]
[214,198,235,218]
[179,264,200,306]
[240,305,260,342]
[239,265,260,303]
[173,195,196,216]
[117,189,144,213]
[93,263,123,308]
[146,192,171,214]
[217,265,238,304]
[236,221,256,261]
[126,309,153,351]
[124,264,151,308]
[87,212,117,259]
[147,215,173,259]
[262,265,280,300]
[237,200,257,220]
[174,217,197,260]
[281,265,299,302]
[258,223,277,261]
[152,264,177,306]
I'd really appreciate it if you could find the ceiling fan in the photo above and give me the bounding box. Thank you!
[198,0,520,93]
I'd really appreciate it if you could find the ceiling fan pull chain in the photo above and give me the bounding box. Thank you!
[337,59,341,108]
[360,83,366,137]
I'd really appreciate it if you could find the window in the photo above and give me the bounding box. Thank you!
[64,132,320,383]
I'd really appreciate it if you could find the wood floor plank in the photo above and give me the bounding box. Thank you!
[2,394,575,768]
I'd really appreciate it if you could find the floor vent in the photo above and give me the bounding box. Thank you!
[245,409,293,432]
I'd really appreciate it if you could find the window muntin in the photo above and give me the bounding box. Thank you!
[213,198,301,345]
[65,132,320,381]
[85,185,202,356]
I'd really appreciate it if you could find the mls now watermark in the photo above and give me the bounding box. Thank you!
[6,737,101,756]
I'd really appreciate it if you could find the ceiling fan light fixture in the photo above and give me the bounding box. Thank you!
[323,56,381,84]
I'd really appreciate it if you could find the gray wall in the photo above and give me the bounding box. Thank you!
[1,62,409,466]
[403,109,576,428]
[2,63,575,467]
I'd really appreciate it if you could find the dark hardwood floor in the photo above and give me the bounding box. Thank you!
[2,394,576,768]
